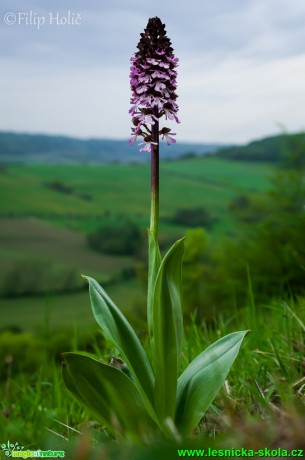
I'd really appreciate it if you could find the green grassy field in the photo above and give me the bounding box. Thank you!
[1,157,305,457]
[0,157,273,332]
[0,278,145,333]
[0,217,132,279]
[0,158,272,237]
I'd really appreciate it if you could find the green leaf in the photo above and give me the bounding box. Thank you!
[147,229,161,341]
[83,276,157,424]
[152,238,184,421]
[175,330,248,437]
[62,352,155,437]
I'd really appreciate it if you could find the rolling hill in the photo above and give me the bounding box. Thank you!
[213,132,305,162]
[0,131,225,164]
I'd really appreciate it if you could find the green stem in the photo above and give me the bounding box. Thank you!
[150,108,159,239]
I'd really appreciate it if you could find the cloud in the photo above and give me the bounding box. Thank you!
[179,52,305,142]
[0,0,305,143]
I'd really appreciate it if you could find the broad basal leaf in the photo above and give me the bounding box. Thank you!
[63,352,155,437]
[152,238,184,421]
[83,276,156,423]
[175,330,248,437]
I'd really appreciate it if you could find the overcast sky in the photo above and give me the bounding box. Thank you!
[1,0,305,144]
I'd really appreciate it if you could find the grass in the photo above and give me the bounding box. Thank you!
[0,217,133,301]
[0,217,131,276]
[0,157,273,328]
[1,295,305,457]
[0,158,272,237]
[0,155,303,457]
[0,279,145,333]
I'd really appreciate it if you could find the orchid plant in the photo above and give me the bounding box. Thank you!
[62,17,247,441]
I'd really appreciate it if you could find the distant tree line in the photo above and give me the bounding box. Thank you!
[181,134,305,316]
[214,132,305,162]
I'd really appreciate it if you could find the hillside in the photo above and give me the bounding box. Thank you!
[1,130,304,165]
[213,132,305,162]
[0,158,272,238]
[0,156,273,325]
[0,131,224,164]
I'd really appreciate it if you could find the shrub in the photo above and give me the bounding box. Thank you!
[0,259,83,297]
[87,221,143,256]
[44,180,73,194]
[170,207,216,228]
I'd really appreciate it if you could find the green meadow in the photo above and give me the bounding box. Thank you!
[1,297,305,457]
[0,157,272,330]
[0,157,272,232]
[3,156,304,457]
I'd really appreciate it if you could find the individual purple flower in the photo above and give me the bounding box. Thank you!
[139,141,157,153]
[129,17,180,153]
[160,127,176,145]
[128,128,142,145]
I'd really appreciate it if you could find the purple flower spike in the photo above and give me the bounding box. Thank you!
[129,17,179,152]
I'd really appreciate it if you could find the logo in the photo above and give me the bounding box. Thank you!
[1,442,24,457]
[0,441,65,458]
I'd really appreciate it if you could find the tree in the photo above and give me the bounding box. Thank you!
[87,221,143,256]
[219,133,305,306]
